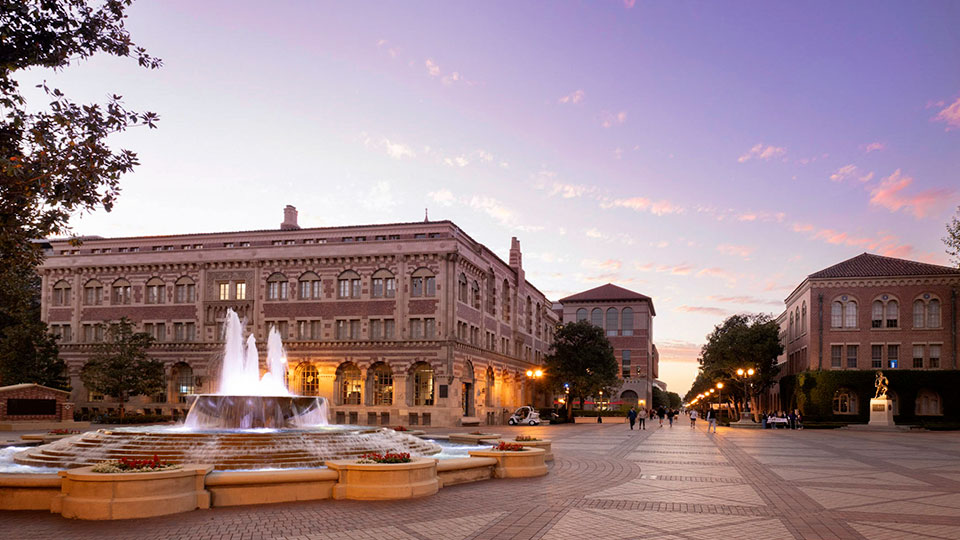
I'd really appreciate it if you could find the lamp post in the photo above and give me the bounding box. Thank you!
[525,369,543,407]
[716,382,724,419]
[731,367,758,426]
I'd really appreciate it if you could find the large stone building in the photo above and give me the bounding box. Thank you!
[557,284,658,409]
[770,252,959,417]
[39,206,558,426]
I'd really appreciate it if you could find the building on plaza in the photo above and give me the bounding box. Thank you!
[770,252,960,419]
[39,206,558,426]
[556,284,658,409]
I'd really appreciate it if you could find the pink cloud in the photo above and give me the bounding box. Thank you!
[675,305,729,317]
[696,267,737,282]
[558,89,585,104]
[738,143,786,163]
[635,262,695,276]
[425,59,441,77]
[601,197,683,215]
[829,164,858,182]
[716,244,754,259]
[623,0,637,8]
[932,97,960,130]
[707,295,783,307]
[656,339,703,362]
[792,223,815,232]
[601,110,627,128]
[581,258,622,272]
[868,169,954,219]
[862,142,885,153]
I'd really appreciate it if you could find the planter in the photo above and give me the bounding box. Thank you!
[205,468,338,507]
[448,432,501,444]
[326,457,438,500]
[0,473,61,510]
[436,457,497,487]
[468,447,548,478]
[53,464,212,520]
[504,439,553,461]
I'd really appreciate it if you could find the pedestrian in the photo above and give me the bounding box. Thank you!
[667,409,675,427]
[627,406,637,430]
[706,408,718,433]
[657,406,666,426]
[788,409,797,430]
[638,407,647,430]
[689,409,698,429]
[795,409,803,430]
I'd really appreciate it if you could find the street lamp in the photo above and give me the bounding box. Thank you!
[526,369,544,408]
[716,382,724,417]
[735,367,756,422]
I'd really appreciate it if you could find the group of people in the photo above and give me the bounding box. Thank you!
[761,409,803,429]
[626,406,688,430]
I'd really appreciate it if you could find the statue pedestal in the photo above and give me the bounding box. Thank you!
[869,398,894,427]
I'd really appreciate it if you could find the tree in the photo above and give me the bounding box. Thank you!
[652,386,668,409]
[687,314,783,415]
[667,391,682,409]
[0,262,68,389]
[80,318,164,419]
[543,321,619,417]
[945,205,960,267]
[1,0,160,291]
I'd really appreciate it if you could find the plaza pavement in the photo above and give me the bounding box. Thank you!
[3,420,960,539]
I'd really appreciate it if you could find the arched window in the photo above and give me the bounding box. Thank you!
[622,307,634,336]
[789,312,794,340]
[801,302,807,334]
[336,363,362,405]
[885,300,898,328]
[458,273,468,303]
[172,363,194,404]
[52,280,71,306]
[872,300,884,328]
[590,308,602,327]
[526,296,533,333]
[146,277,165,304]
[486,274,496,315]
[369,363,393,406]
[913,299,925,328]
[831,301,843,328]
[485,367,495,407]
[111,278,131,305]
[845,301,857,328]
[411,362,434,406]
[411,268,435,298]
[927,299,941,328]
[620,390,638,407]
[576,308,587,322]
[84,279,103,305]
[471,280,480,309]
[605,308,618,336]
[832,388,857,415]
[501,279,511,322]
[295,363,319,396]
[338,270,361,299]
[174,276,196,303]
[298,271,321,300]
[915,389,942,416]
[265,273,288,301]
[371,269,395,298]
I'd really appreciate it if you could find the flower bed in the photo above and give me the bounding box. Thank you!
[494,442,524,451]
[48,429,80,435]
[515,435,540,441]
[392,426,408,431]
[357,452,411,464]
[507,438,553,461]
[91,455,181,474]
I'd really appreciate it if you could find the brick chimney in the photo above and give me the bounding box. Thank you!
[509,237,522,269]
[280,205,300,230]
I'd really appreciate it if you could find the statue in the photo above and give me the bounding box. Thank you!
[873,371,889,400]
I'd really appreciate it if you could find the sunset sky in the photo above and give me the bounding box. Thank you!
[20,1,960,394]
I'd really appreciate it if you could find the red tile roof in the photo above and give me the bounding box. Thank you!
[808,253,960,279]
[559,283,656,314]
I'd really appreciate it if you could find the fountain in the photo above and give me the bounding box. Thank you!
[14,309,440,470]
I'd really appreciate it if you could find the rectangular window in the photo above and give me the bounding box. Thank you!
[425,276,436,297]
[410,319,423,339]
[871,345,882,368]
[384,278,396,298]
[872,302,883,328]
[887,344,898,369]
[831,345,842,368]
[218,283,229,300]
[929,344,941,368]
[112,285,131,305]
[846,345,858,368]
[52,325,72,343]
[349,320,359,339]
[173,322,195,342]
[338,279,351,298]
[84,286,102,305]
[336,320,347,340]
[175,283,196,303]
[622,350,631,378]
[146,285,164,304]
[411,277,423,297]
[372,278,384,298]
[424,318,435,339]
[145,322,165,342]
[235,282,246,300]
[370,319,382,340]
[384,319,395,339]
[913,344,924,369]
[351,279,360,298]
[53,286,70,306]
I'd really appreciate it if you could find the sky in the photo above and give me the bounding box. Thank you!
[19,1,960,395]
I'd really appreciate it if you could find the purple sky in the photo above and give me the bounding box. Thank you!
[21,1,960,394]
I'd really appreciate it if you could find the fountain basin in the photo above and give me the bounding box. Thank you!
[327,457,439,500]
[185,394,327,430]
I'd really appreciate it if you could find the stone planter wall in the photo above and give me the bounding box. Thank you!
[504,439,553,461]
[53,464,212,520]
[0,473,61,510]
[468,447,548,478]
[205,468,338,507]
[448,433,501,444]
[436,457,496,487]
[326,457,438,500]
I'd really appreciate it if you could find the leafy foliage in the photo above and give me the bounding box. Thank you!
[80,318,164,416]
[543,321,619,413]
[1,0,160,277]
[0,263,67,388]
[945,205,960,267]
[684,314,783,410]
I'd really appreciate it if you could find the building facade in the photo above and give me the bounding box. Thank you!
[39,206,558,426]
[773,253,959,417]
[557,284,658,409]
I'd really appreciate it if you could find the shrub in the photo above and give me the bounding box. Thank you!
[392,426,408,431]
[48,429,80,435]
[92,455,179,473]
[515,435,540,441]
[493,442,524,451]
[357,452,412,464]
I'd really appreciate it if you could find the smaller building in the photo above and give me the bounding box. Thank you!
[0,383,84,430]
[557,284,658,409]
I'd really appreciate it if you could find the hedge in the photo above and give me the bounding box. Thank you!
[779,370,960,424]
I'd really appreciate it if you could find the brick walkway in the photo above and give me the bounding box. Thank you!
[3,422,960,539]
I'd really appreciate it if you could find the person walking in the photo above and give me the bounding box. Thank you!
[667,409,675,427]
[657,406,666,427]
[706,408,718,433]
[627,406,637,430]
[689,409,698,429]
[638,407,648,430]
